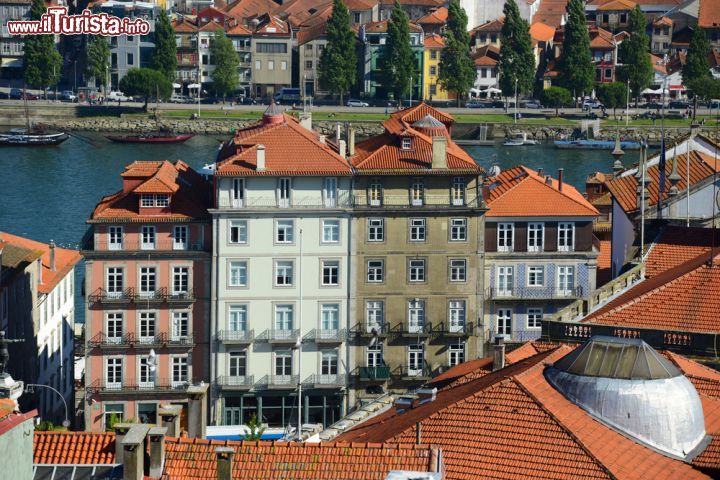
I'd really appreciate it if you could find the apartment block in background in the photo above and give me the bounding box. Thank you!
[348,104,485,407]
[82,160,212,432]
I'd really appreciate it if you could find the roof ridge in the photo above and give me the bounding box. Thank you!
[485,166,532,205]
[525,167,600,215]
[665,351,720,380]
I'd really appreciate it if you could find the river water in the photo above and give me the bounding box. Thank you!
[0,132,639,321]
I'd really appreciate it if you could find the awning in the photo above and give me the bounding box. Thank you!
[187,83,201,89]
[641,87,668,95]
[485,87,502,93]
[172,83,181,88]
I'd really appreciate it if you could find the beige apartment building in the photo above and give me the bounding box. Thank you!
[251,14,292,97]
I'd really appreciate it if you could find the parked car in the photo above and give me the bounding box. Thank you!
[0,91,8,100]
[669,100,691,109]
[522,100,543,109]
[107,91,130,102]
[491,100,506,108]
[465,100,489,108]
[9,88,22,99]
[61,90,76,102]
[235,96,256,105]
[709,99,720,109]
[170,94,192,104]
[582,100,604,110]
[642,102,664,110]
[22,91,39,100]
[347,99,369,107]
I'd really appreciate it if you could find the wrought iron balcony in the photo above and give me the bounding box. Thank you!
[256,329,300,344]
[350,323,390,338]
[485,286,584,300]
[217,193,353,209]
[393,322,432,338]
[303,329,346,344]
[217,375,254,390]
[82,238,207,253]
[397,362,432,381]
[430,321,474,337]
[303,374,344,388]
[216,329,254,344]
[87,287,196,305]
[86,378,190,396]
[353,364,391,381]
[86,332,194,350]
[352,193,480,209]
[257,374,299,389]
[87,287,136,304]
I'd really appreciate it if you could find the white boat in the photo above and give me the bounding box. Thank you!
[503,131,537,146]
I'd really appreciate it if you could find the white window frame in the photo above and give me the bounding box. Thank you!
[229,351,247,378]
[410,179,424,206]
[402,137,412,150]
[232,178,245,208]
[528,223,544,252]
[274,260,294,286]
[451,177,465,206]
[324,177,338,207]
[449,259,467,282]
[369,183,382,206]
[497,266,514,297]
[321,260,340,286]
[321,219,340,243]
[108,226,123,251]
[366,300,384,332]
[558,222,575,252]
[140,194,154,208]
[278,177,291,208]
[172,266,189,295]
[367,218,384,242]
[105,357,123,389]
[274,350,293,377]
[106,267,124,298]
[139,266,157,298]
[141,226,156,250]
[367,259,384,283]
[527,308,543,329]
[366,342,383,367]
[228,260,248,287]
[558,266,575,296]
[171,356,189,387]
[138,311,156,344]
[527,266,544,287]
[407,344,424,375]
[275,219,295,244]
[228,305,248,332]
[408,258,426,282]
[138,355,154,388]
[320,304,340,332]
[448,342,465,366]
[409,218,426,242]
[173,225,188,250]
[496,309,512,335]
[171,311,189,340]
[321,349,339,378]
[229,220,248,244]
[106,312,123,343]
[497,223,514,252]
[448,300,466,333]
[408,299,425,333]
[450,218,467,241]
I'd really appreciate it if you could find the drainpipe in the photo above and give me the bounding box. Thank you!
[210,213,219,424]
[344,184,353,415]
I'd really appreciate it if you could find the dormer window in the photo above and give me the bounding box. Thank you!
[140,194,170,208]
[141,194,154,207]
[402,137,412,150]
[155,195,170,207]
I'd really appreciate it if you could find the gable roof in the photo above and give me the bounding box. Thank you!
[484,166,599,217]
[532,0,568,27]
[172,19,198,33]
[224,0,278,21]
[645,226,714,278]
[34,432,116,465]
[470,17,503,35]
[597,0,636,10]
[363,19,423,33]
[530,21,556,43]
[423,32,444,48]
[417,6,447,24]
[473,44,500,65]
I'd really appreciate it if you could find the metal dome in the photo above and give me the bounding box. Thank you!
[411,115,447,137]
[262,101,284,124]
[545,336,708,460]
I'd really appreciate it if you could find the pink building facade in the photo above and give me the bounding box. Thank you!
[82,160,211,432]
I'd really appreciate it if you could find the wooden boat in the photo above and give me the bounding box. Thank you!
[0,128,68,146]
[105,134,194,143]
[503,131,537,146]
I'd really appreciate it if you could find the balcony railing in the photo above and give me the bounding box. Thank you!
[393,323,432,337]
[354,364,391,381]
[217,193,352,209]
[82,237,207,253]
[485,286,584,300]
[350,323,390,337]
[87,332,194,349]
[397,362,432,381]
[86,378,189,395]
[303,374,344,388]
[217,375,254,390]
[216,330,254,344]
[256,329,300,344]
[88,287,196,305]
[353,193,480,208]
[257,374,299,389]
[430,321,474,337]
[303,329,346,343]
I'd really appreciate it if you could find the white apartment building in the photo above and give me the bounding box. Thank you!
[210,104,353,430]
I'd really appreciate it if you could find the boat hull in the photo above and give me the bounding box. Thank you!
[105,135,194,143]
[0,132,69,146]
[554,139,641,150]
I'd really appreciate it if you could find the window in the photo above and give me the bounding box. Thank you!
[409,218,426,241]
[369,183,382,206]
[140,195,153,207]
[430,85,437,95]
[141,226,156,250]
[173,226,188,250]
[127,52,134,65]
[402,137,412,150]
[323,177,337,207]
[230,220,248,244]
[366,300,384,332]
[527,266,544,287]
[229,351,247,377]
[429,66,436,75]
[497,266,514,296]
[451,177,465,206]
[558,222,574,251]
[276,220,294,243]
[367,260,384,283]
[305,60,313,70]
[430,50,437,60]
[322,219,340,243]
[255,59,261,70]
[278,178,291,207]
[232,178,245,207]
[172,266,189,294]
[408,259,426,282]
[496,309,512,335]
[497,223,514,252]
[305,44,313,51]
[448,300,466,333]
[139,356,154,387]
[281,61,287,70]
[321,350,338,376]
[481,68,488,78]
[407,344,424,375]
[103,404,124,429]
[256,42,287,53]
[172,311,189,340]
[321,304,339,331]
[155,195,170,207]
[366,342,383,367]
[139,267,157,297]
[139,311,156,343]
[528,223,544,252]
[275,350,292,377]
[449,259,467,282]
[275,260,294,286]
[268,60,275,70]
[107,267,124,297]
[408,299,425,333]
[106,313,123,343]
[108,226,123,250]
[367,218,384,241]
[229,305,247,331]
[411,179,424,205]
[449,342,465,366]
[558,266,575,296]
[450,218,467,241]
[171,357,189,386]
[321,260,340,286]
[353,12,361,23]
[604,68,612,79]
[229,261,248,287]
[106,358,122,388]
[527,308,543,329]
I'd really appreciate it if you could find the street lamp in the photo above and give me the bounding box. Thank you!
[514,78,518,124]
[25,384,70,428]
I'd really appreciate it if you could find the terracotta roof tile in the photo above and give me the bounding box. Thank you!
[587,0,680,5]
[532,0,568,27]
[698,0,720,28]
[597,0,635,10]
[530,21,556,43]
[484,166,599,217]
[597,239,612,286]
[469,17,503,35]
[645,226,714,278]
[417,7,447,24]
[34,432,116,464]
[363,19,423,33]
[224,0,278,20]
[173,19,198,33]
[423,33,444,48]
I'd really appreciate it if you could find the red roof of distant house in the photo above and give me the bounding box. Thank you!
[423,33,444,48]
[380,0,442,6]
[588,0,680,5]
[224,0,278,20]
[597,238,612,285]
[530,21,556,43]
[172,19,199,33]
[697,0,720,28]
[198,20,226,32]
[337,345,719,479]
[533,0,568,27]
[597,0,636,10]
[363,19,423,33]
[588,26,617,48]
[278,0,331,27]
[653,15,673,26]
[473,45,500,66]
[34,432,116,464]
[216,113,352,176]
[0,232,81,295]
[226,23,252,35]
[484,166,599,217]
[470,17,504,35]
[417,6,447,24]
[91,160,211,223]
[645,226,714,277]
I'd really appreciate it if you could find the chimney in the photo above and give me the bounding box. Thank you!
[319,135,326,144]
[557,168,564,192]
[416,421,422,445]
[537,167,543,177]
[299,111,312,131]
[339,140,347,159]
[121,424,151,480]
[492,335,506,372]
[256,144,266,172]
[113,423,134,464]
[215,447,235,480]
[49,240,56,272]
[348,127,356,156]
[148,427,168,478]
[545,175,552,186]
[186,384,209,438]
[159,404,182,437]
[335,122,341,145]
[431,135,447,169]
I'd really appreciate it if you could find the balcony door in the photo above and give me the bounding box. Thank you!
[275,305,294,336]
[408,344,424,376]
[558,266,575,296]
[320,350,338,383]
[408,300,425,333]
[497,309,512,336]
[108,226,123,251]
[324,177,337,207]
[448,300,465,333]
[232,178,245,208]
[497,266,514,297]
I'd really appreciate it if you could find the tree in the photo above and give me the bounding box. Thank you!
[596,82,628,119]
[152,10,178,84]
[380,1,416,101]
[617,6,653,106]
[119,68,173,109]
[556,0,594,103]
[683,27,712,119]
[540,86,572,115]
[498,0,535,110]
[438,0,475,106]
[85,36,111,99]
[244,413,266,441]
[210,30,240,101]
[23,0,62,97]
[318,0,357,105]
[688,76,720,112]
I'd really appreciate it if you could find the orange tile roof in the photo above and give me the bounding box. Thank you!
[533,0,568,27]
[379,0,442,6]
[698,0,720,28]
[470,17,504,34]
[198,20,226,32]
[224,0,278,20]
[597,239,612,286]
[91,160,211,223]
[653,16,673,26]
[216,113,352,176]
[227,23,252,35]
[423,33,444,48]
[390,102,455,125]
[530,21,556,43]
[173,19,198,33]
[645,226,714,277]
[417,6,447,24]
[34,432,116,464]
[597,0,636,10]
[588,0,680,5]
[0,232,81,295]
[279,0,332,27]
[344,0,377,9]
[606,151,719,214]
[363,19,423,33]
[473,45,499,66]
[484,166,599,217]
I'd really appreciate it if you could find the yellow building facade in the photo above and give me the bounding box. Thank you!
[422,34,453,101]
